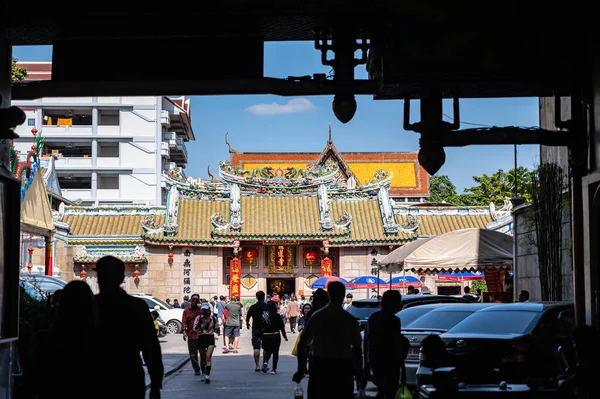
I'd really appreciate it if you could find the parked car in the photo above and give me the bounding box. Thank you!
[20,274,67,295]
[403,303,498,387]
[19,278,47,302]
[439,302,575,384]
[132,293,184,334]
[348,295,472,331]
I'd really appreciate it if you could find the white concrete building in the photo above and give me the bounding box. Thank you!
[12,62,194,206]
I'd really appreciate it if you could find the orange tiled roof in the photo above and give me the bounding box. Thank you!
[231,151,428,197]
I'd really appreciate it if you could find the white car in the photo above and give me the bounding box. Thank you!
[132,293,184,334]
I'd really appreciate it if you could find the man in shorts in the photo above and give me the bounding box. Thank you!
[246,291,267,371]
[223,296,243,353]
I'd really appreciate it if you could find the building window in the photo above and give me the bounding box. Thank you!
[27,118,35,126]
[98,143,119,157]
[98,109,120,126]
[98,175,119,189]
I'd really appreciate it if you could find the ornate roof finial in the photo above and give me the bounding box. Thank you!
[225,132,239,154]
[207,165,218,183]
[328,121,332,143]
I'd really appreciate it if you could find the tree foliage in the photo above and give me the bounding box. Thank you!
[12,57,28,81]
[429,167,535,207]
[429,175,459,203]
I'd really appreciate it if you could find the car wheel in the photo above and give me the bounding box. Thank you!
[166,320,182,334]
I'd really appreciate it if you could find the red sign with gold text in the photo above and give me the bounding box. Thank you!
[229,257,241,297]
[320,257,332,277]
[484,268,506,293]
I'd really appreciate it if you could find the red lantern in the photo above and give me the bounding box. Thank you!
[304,249,319,273]
[134,267,141,279]
[167,252,174,266]
[81,265,87,280]
[31,127,38,137]
[26,246,34,273]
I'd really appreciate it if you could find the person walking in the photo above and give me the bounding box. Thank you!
[293,282,364,399]
[47,281,101,399]
[95,256,163,399]
[261,300,288,374]
[246,291,268,371]
[364,290,404,399]
[193,302,220,383]
[297,303,312,332]
[288,296,300,333]
[223,295,243,353]
[343,293,353,310]
[182,293,203,375]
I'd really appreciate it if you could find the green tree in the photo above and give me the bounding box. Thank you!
[429,174,459,204]
[12,57,28,81]
[461,166,534,206]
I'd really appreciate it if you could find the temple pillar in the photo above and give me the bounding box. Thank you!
[45,234,54,276]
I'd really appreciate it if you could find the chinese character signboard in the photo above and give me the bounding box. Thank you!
[229,257,241,297]
[483,268,506,293]
[320,257,332,277]
[267,245,295,274]
[182,249,193,298]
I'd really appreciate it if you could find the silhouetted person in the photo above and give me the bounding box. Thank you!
[364,290,404,399]
[518,290,530,302]
[48,281,101,398]
[261,300,288,374]
[95,256,164,399]
[246,290,268,371]
[462,286,478,302]
[420,334,448,369]
[293,282,363,398]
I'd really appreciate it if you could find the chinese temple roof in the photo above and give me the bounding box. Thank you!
[61,162,491,248]
[227,132,428,197]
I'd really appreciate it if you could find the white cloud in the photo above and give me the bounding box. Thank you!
[245,98,316,116]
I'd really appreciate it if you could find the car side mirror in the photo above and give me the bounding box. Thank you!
[154,305,160,311]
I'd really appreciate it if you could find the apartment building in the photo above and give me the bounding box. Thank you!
[12,62,194,206]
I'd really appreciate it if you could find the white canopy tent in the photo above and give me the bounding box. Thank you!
[403,228,513,272]
[378,237,433,273]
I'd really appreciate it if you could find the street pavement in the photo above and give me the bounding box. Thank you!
[155,328,379,398]
[144,334,191,388]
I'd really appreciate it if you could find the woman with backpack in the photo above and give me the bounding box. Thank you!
[260,300,288,374]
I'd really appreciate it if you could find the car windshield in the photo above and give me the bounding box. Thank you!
[19,280,46,302]
[396,307,440,327]
[445,310,542,335]
[153,297,173,309]
[347,302,379,320]
[406,310,477,330]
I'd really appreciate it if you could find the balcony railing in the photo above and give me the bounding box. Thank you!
[61,189,93,201]
[54,157,93,168]
[41,125,93,136]
[97,189,120,201]
[96,157,120,168]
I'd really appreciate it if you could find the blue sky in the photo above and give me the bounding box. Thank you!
[13,43,540,191]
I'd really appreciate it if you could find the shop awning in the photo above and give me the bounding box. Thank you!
[378,238,433,273]
[403,228,513,272]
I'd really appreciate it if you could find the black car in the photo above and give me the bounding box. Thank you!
[347,295,472,331]
[440,302,575,384]
[401,302,499,387]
